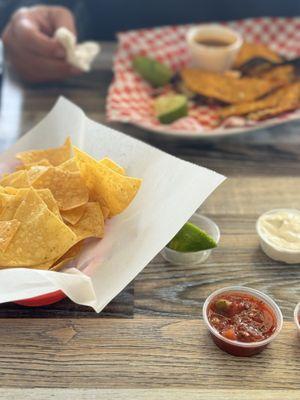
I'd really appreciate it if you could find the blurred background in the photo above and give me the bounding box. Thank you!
[0,0,300,40]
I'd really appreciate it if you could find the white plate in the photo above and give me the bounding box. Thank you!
[108,18,300,140]
[132,113,300,139]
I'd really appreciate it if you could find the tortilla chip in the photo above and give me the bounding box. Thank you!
[0,188,61,221]
[50,241,83,271]
[60,241,83,259]
[26,259,57,270]
[50,257,74,271]
[0,172,15,186]
[27,166,49,184]
[61,204,86,225]
[0,174,9,181]
[259,65,295,85]
[17,159,52,170]
[249,103,300,121]
[74,147,141,216]
[101,206,110,220]
[0,189,76,268]
[181,68,280,104]
[4,171,30,188]
[234,42,282,67]
[0,190,29,221]
[16,137,72,167]
[36,189,62,220]
[59,158,79,172]
[0,220,20,252]
[99,158,125,175]
[32,167,89,211]
[0,171,28,189]
[68,202,104,240]
[3,187,18,195]
[219,82,300,119]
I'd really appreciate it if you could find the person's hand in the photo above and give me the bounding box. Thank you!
[2,5,82,83]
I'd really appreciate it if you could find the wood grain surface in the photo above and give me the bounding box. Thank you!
[0,43,299,397]
[1,390,300,400]
[0,319,298,389]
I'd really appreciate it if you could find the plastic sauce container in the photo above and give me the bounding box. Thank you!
[161,214,220,265]
[186,24,243,72]
[256,209,300,264]
[203,286,283,356]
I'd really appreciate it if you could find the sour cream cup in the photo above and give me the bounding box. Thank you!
[256,209,300,264]
[186,24,243,72]
[203,286,283,357]
[294,302,300,334]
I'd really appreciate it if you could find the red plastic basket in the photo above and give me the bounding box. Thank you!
[14,290,66,307]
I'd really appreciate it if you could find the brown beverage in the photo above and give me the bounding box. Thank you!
[195,37,234,47]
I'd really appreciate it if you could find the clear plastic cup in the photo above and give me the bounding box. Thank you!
[256,209,300,264]
[294,303,300,334]
[202,286,283,357]
[160,214,220,265]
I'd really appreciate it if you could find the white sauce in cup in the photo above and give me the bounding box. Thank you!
[259,211,300,251]
[256,209,300,264]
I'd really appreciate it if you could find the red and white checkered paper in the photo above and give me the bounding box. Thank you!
[107,17,300,137]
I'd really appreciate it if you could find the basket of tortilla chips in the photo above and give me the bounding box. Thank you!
[0,136,142,306]
[0,98,224,311]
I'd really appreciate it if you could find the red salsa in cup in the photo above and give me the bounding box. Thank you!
[207,292,277,343]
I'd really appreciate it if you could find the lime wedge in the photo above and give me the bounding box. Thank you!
[132,56,173,87]
[154,94,188,124]
[167,222,217,252]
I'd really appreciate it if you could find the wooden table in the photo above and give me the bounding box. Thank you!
[0,43,299,399]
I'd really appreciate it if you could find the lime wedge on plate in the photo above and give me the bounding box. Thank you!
[132,56,173,87]
[154,94,188,124]
[167,222,217,252]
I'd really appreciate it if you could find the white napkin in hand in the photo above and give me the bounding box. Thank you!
[55,27,100,72]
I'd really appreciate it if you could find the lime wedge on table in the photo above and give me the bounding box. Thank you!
[154,94,188,124]
[167,222,217,252]
[132,56,173,87]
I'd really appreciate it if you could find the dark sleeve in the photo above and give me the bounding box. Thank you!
[0,0,90,40]
[0,1,36,33]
